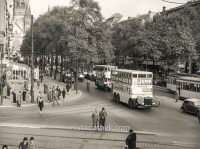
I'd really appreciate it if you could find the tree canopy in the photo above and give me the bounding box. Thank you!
[21,0,114,63]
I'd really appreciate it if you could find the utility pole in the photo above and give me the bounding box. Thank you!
[0,45,3,105]
[31,15,34,103]
[76,57,78,94]
[146,49,148,71]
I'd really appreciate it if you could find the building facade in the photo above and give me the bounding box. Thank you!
[11,0,31,58]
[163,0,200,15]
[0,0,11,59]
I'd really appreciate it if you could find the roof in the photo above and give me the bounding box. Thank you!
[112,69,153,74]
[185,98,200,102]
[165,0,200,14]
[177,77,200,82]
[106,13,123,20]
[95,65,117,68]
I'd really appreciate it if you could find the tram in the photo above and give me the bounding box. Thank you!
[166,73,194,93]
[176,77,200,99]
[5,61,31,92]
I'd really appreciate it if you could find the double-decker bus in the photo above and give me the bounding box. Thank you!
[111,69,153,109]
[95,65,118,91]
[176,77,200,99]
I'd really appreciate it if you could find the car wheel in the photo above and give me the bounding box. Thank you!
[116,95,120,103]
[183,107,187,113]
[128,99,136,109]
[113,94,116,102]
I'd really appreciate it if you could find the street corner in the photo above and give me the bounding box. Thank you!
[64,90,83,102]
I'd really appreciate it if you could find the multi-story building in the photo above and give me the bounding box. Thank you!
[163,0,200,15]
[0,0,8,59]
[11,0,31,58]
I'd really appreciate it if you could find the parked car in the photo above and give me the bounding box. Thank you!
[197,110,200,122]
[78,74,84,82]
[180,98,200,115]
[153,77,167,87]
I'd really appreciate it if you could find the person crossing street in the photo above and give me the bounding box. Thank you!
[87,80,90,92]
[38,97,44,113]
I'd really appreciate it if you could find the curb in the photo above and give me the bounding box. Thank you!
[0,123,156,135]
[0,90,83,108]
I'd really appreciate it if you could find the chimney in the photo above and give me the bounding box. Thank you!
[163,6,166,12]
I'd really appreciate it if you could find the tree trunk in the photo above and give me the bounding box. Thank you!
[43,49,46,73]
[34,57,37,67]
[54,51,58,80]
[50,53,53,77]
[60,56,64,82]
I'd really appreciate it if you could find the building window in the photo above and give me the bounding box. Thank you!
[21,0,25,8]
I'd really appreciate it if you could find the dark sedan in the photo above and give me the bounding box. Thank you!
[180,98,200,115]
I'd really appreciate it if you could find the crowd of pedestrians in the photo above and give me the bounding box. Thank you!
[1,137,37,149]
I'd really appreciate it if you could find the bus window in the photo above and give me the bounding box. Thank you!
[189,83,196,92]
[138,74,146,78]
[183,82,189,90]
[132,74,137,78]
[147,74,152,78]
[173,79,176,85]
[197,85,200,92]
[24,71,26,79]
[13,70,15,80]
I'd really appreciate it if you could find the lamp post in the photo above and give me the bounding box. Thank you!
[75,57,78,94]
[0,44,3,104]
[30,15,34,103]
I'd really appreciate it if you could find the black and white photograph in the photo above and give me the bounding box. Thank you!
[0,0,200,148]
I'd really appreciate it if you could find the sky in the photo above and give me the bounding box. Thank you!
[29,0,189,19]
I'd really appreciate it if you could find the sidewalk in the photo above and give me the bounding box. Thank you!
[0,76,82,108]
[1,123,198,149]
[0,123,160,149]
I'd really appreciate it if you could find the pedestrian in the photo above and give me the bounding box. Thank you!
[36,92,41,103]
[28,137,37,149]
[175,87,180,102]
[12,90,16,103]
[52,90,59,106]
[2,145,8,149]
[197,110,200,123]
[39,73,43,83]
[87,80,90,92]
[7,85,11,97]
[3,85,7,99]
[19,137,29,149]
[37,80,40,89]
[26,90,30,103]
[38,97,44,113]
[125,129,136,149]
[62,88,66,101]
[16,91,22,107]
[99,107,107,130]
[92,109,98,129]
[22,89,27,102]
[66,83,70,95]
[52,86,55,93]
[49,88,52,102]
[57,86,61,100]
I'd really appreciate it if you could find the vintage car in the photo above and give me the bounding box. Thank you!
[180,98,200,115]
[78,74,84,82]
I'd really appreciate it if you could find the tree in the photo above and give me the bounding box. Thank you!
[143,14,196,74]
[111,18,145,69]
[21,1,114,80]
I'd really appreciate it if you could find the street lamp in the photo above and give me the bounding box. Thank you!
[0,44,3,104]
[30,15,34,103]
